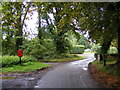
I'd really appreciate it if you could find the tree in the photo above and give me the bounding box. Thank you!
[78,34,91,49]
[75,2,120,65]
[35,2,80,54]
[2,2,32,55]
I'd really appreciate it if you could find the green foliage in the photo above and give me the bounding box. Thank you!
[67,33,78,45]
[91,44,101,54]
[54,35,72,54]
[92,44,118,54]
[1,55,37,67]
[66,32,91,49]
[0,29,2,55]
[92,58,119,79]
[2,2,32,54]
[22,37,56,58]
[45,53,78,59]
[22,37,46,57]
[2,2,119,63]
[2,62,51,74]
[2,38,16,55]
[70,45,85,54]
[78,35,92,49]
[41,54,85,62]
[108,47,118,54]
[36,2,81,54]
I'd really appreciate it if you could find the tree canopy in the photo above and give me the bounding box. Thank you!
[1,2,120,64]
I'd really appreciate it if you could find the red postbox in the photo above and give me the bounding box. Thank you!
[18,49,23,57]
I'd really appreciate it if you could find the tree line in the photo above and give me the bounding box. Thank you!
[1,2,120,64]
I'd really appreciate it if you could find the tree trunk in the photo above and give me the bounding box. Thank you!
[15,24,23,50]
[115,5,120,65]
[54,6,67,54]
[37,5,43,45]
[117,29,120,64]
[54,34,66,54]
[116,20,120,65]
[100,54,103,62]
[100,37,113,66]
[15,4,23,51]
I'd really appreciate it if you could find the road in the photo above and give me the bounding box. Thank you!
[2,53,101,88]
[34,53,100,88]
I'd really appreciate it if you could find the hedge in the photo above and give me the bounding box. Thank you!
[70,45,85,54]
[1,56,37,67]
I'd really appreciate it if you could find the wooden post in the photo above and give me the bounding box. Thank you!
[20,57,21,65]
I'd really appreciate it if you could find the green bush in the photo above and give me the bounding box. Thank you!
[91,44,101,54]
[22,37,56,58]
[22,56,37,62]
[1,56,37,67]
[92,44,118,54]
[70,45,85,54]
[108,47,118,54]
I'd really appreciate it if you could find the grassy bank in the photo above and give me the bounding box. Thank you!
[1,62,51,74]
[1,55,51,74]
[40,54,85,62]
[41,57,85,62]
[1,54,85,74]
[1,55,38,67]
[92,59,119,77]
[91,57,120,88]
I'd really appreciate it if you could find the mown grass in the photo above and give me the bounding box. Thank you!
[1,62,51,74]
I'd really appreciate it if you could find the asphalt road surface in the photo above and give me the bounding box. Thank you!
[34,53,101,88]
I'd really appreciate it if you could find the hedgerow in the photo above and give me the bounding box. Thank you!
[70,45,85,54]
[1,56,37,67]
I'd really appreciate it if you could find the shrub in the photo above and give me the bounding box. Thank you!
[107,47,118,54]
[22,56,37,62]
[1,55,37,67]
[22,37,56,58]
[92,44,118,54]
[91,44,101,54]
[70,45,85,54]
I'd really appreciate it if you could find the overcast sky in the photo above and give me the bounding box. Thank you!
[24,10,38,39]
[24,9,55,39]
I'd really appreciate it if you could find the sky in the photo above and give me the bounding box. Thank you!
[25,11,38,39]
[24,9,54,39]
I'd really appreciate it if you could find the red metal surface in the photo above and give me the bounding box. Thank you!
[18,49,23,57]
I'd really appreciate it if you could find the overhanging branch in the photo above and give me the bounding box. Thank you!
[22,2,32,27]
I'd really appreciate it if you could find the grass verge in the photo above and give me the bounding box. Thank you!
[91,59,120,88]
[1,62,51,74]
[92,60,119,76]
[84,51,94,53]
[41,55,85,62]
[1,54,85,74]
